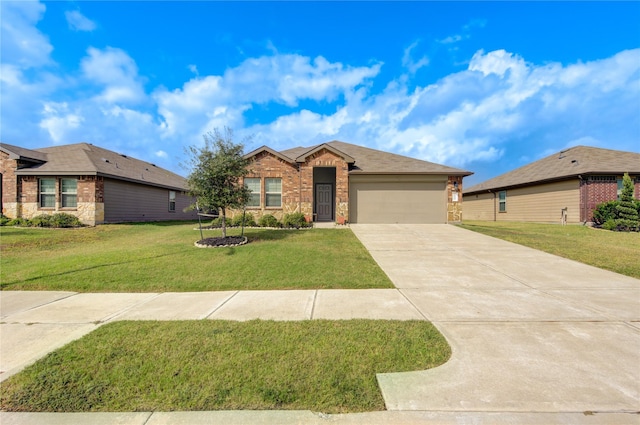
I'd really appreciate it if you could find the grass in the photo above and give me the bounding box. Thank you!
[0,222,393,291]
[459,221,640,279]
[0,320,450,413]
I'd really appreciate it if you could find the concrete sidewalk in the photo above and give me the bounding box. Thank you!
[1,224,639,424]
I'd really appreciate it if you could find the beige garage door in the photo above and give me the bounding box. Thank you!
[350,179,447,224]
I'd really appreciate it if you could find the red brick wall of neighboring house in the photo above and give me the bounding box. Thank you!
[580,175,640,222]
[0,152,18,217]
[245,148,350,223]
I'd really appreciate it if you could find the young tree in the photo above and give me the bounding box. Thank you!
[616,172,639,231]
[185,127,251,238]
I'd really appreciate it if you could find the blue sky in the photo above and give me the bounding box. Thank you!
[1,1,639,186]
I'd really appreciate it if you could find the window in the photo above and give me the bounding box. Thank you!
[39,178,56,208]
[61,178,77,208]
[498,190,507,212]
[265,178,282,207]
[244,178,261,207]
[617,178,623,200]
[169,191,176,212]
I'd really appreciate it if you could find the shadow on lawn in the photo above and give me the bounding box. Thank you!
[0,250,192,290]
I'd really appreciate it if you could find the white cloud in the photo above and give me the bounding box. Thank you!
[402,41,429,74]
[0,0,52,68]
[2,7,638,182]
[39,102,84,143]
[81,47,146,104]
[154,53,381,140]
[65,10,96,32]
[241,48,639,171]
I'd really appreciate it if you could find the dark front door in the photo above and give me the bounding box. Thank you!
[315,184,333,221]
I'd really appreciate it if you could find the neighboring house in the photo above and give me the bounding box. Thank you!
[1,142,197,225]
[463,146,640,224]
[242,140,472,224]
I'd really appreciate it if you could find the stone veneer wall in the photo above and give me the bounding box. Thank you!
[447,175,463,222]
[4,170,104,225]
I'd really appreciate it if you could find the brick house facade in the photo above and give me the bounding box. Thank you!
[1,143,196,225]
[242,141,472,224]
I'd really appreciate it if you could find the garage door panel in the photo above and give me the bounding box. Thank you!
[351,181,446,224]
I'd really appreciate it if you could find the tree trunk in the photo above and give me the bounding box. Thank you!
[221,208,227,238]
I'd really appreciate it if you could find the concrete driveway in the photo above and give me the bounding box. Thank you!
[350,224,640,416]
[1,224,639,424]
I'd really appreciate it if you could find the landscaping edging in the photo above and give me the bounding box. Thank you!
[194,236,248,248]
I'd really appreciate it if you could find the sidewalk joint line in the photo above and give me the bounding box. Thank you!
[204,291,239,319]
[309,290,318,319]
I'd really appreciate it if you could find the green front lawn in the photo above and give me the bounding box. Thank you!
[459,221,640,279]
[0,223,393,292]
[0,320,450,413]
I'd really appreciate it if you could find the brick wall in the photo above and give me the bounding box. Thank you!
[0,152,18,217]
[580,175,640,222]
[5,171,104,225]
[244,149,350,223]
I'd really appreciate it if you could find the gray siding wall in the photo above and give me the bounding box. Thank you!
[103,179,197,223]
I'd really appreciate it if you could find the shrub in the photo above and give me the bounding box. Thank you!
[592,200,619,225]
[7,218,29,227]
[210,217,232,228]
[29,214,54,227]
[258,214,280,228]
[50,213,83,228]
[602,219,619,231]
[232,212,256,227]
[282,212,311,229]
[615,173,639,231]
[0,214,10,226]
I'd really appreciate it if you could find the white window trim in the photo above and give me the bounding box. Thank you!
[244,178,261,208]
[265,178,282,208]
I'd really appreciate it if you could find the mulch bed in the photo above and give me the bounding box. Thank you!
[194,236,248,248]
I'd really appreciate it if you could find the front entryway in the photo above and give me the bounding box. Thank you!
[315,184,333,221]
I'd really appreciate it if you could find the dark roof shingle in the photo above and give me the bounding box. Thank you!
[280,140,472,175]
[2,142,188,190]
[465,145,640,194]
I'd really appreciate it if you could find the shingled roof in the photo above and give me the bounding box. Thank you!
[1,142,188,191]
[260,140,472,175]
[465,146,640,195]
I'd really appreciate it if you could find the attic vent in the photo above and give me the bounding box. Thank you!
[145,167,150,171]
[151,163,157,167]
[120,153,128,158]
[101,158,110,163]
[571,159,578,164]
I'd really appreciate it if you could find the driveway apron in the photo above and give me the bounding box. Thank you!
[350,224,640,414]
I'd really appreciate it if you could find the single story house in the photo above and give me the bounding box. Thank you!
[1,142,198,225]
[463,146,640,224]
[242,140,472,224]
